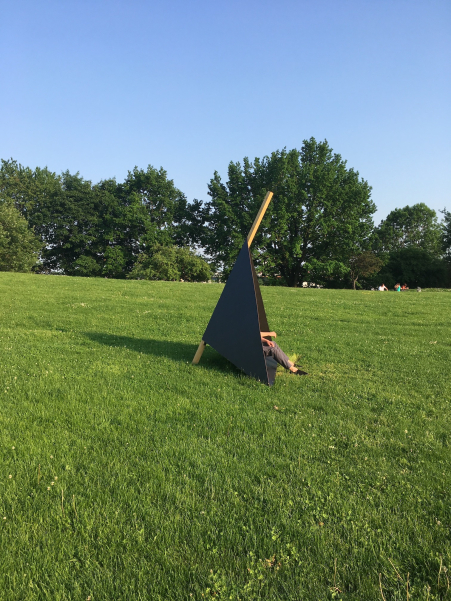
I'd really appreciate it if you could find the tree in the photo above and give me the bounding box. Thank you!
[374,203,442,256]
[121,165,191,248]
[89,177,148,278]
[0,159,198,277]
[0,159,62,217]
[375,247,447,289]
[0,160,99,274]
[441,208,451,258]
[440,208,451,287]
[91,166,200,278]
[202,139,375,287]
[176,247,211,281]
[128,245,211,282]
[0,203,42,271]
[348,251,383,290]
[38,170,101,274]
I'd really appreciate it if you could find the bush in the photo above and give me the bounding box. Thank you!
[72,255,101,277]
[128,245,211,282]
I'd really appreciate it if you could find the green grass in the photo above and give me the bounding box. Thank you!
[0,273,450,600]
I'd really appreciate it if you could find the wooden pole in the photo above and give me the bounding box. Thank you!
[247,191,273,247]
[192,192,273,366]
[192,340,206,364]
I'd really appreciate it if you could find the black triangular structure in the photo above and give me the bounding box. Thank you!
[203,241,277,386]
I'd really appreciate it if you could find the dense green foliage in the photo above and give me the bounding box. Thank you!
[0,274,450,599]
[0,203,42,272]
[0,159,207,279]
[348,251,383,290]
[374,247,448,289]
[442,209,451,258]
[373,203,443,256]
[203,139,375,286]
[370,204,449,289]
[127,245,211,282]
[1,153,449,288]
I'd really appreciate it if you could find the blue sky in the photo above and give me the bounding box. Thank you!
[1,0,450,224]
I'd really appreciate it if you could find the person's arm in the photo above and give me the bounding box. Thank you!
[261,332,276,347]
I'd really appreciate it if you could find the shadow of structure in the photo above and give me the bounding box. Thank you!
[83,332,239,376]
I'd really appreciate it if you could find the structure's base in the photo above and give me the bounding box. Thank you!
[192,340,206,364]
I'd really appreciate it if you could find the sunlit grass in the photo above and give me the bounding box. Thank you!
[0,273,450,600]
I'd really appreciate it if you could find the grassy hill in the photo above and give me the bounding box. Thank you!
[0,273,450,600]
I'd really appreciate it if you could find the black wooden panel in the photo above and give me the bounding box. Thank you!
[264,356,277,387]
[203,241,270,385]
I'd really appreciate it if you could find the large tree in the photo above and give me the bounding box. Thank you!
[0,160,95,274]
[0,159,197,277]
[0,159,63,233]
[202,138,375,286]
[373,203,442,256]
[371,204,448,288]
[375,247,447,289]
[120,165,193,248]
[0,203,42,272]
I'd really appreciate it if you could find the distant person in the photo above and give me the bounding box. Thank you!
[261,332,307,376]
[401,283,409,290]
[378,284,388,291]
[394,283,401,292]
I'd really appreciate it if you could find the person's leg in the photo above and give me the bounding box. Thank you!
[262,343,307,375]
[266,343,295,371]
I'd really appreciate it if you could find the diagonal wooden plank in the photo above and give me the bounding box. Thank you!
[247,191,273,247]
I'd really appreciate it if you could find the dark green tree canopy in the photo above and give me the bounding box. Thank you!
[202,138,375,287]
[374,203,442,256]
[441,208,451,258]
[0,203,42,272]
[2,155,448,287]
[0,158,62,219]
[348,251,383,290]
[375,247,447,289]
[0,160,197,277]
[128,245,211,282]
[120,165,191,248]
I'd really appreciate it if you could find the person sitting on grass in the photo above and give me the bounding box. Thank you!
[260,332,307,376]
[394,283,401,292]
[401,283,409,290]
[378,283,388,291]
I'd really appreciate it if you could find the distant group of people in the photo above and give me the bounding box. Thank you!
[378,283,409,291]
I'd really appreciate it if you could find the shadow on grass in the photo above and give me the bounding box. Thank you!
[83,332,239,376]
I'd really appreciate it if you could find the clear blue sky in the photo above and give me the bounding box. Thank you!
[1,0,450,224]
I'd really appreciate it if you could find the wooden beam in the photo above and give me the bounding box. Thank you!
[247,191,273,247]
[192,340,206,364]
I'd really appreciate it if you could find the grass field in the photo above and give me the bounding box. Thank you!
[0,273,450,600]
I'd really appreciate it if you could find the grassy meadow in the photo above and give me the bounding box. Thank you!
[0,273,450,600]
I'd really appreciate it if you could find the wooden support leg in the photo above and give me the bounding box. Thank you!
[192,340,206,364]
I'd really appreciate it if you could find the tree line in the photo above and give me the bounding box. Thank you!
[1,138,450,288]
